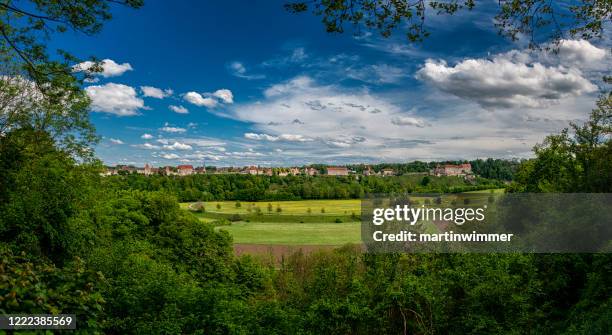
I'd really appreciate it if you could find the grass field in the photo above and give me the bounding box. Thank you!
[180,199,361,216]
[217,221,361,245]
[181,190,505,246]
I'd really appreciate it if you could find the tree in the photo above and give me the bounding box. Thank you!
[0,0,143,158]
[285,0,611,47]
[0,128,100,263]
[511,94,611,192]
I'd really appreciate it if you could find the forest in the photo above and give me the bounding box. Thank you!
[104,172,506,202]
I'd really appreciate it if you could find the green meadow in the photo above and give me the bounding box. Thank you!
[182,199,362,245]
[180,199,361,216]
[181,190,505,245]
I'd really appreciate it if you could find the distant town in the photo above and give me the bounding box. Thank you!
[102,163,475,178]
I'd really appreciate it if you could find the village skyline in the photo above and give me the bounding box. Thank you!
[102,161,475,178]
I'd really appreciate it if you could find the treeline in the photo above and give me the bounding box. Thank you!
[343,158,520,180]
[103,173,505,202]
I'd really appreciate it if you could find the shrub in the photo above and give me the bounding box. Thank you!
[213,219,231,226]
[191,202,205,213]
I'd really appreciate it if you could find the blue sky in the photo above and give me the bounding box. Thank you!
[55,0,609,167]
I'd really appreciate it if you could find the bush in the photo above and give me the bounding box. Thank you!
[212,219,231,226]
[228,214,242,222]
[191,202,205,213]
[334,218,342,223]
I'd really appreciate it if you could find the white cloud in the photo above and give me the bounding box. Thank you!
[244,133,312,142]
[228,61,265,80]
[133,142,161,150]
[180,138,226,148]
[109,138,124,144]
[169,105,189,114]
[244,133,277,141]
[160,126,186,133]
[184,92,217,108]
[163,141,193,150]
[230,61,246,75]
[85,83,145,116]
[141,86,173,99]
[391,115,428,127]
[416,56,597,109]
[161,153,180,160]
[74,59,133,77]
[141,133,153,139]
[184,89,234,108]
[224,74,598,163]
[557,39,607,64]
[213,89,234,104]
[264,76,313,98]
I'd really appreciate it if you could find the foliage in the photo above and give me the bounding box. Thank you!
[104,172,505,202]
[0,2,609,333]
[0,248,106,333]
[511,94,611,192]
[285,0,611,47]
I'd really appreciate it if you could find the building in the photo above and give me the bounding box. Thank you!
[136,163,153,176]
[289,167,301,175]
[177,165,194,176]
[162,166,175,175]
[118,165,136,174]
[382,168,395,176]
[245,166,258,175]
[431,163,472,177]
[100,167,118,176]
[195,166,207,174]
[327,166,349,176]
[304,167,318,176]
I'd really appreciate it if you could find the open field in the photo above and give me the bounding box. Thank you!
[181,190,506,247]
[180,199,361,216]
[218,221,361,245]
